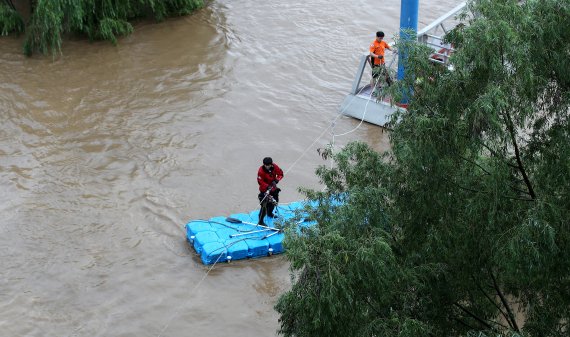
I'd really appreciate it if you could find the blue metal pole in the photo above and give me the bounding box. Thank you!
[397,0,419,81]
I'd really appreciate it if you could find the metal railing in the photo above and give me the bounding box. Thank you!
[417,1,467,65]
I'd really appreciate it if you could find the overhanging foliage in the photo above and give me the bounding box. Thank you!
[0,0,204,56]
[276,0,570,336]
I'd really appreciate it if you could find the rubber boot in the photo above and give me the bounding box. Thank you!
[258,201,268,225]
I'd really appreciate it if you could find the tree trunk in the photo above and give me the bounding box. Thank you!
[11,0,31,22]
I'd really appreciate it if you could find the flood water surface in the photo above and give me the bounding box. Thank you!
[0,1,461,336]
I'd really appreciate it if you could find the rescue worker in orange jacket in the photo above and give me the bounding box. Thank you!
[257,157,284,225]
[369,31,393,86]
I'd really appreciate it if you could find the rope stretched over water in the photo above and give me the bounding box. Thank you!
[327,52,398,170]
[156,250,224,337]
[282,51,398,181]
[332,52,398,138]
[283,71,371,175]
[157,214,292,336]
[157,51,398,337]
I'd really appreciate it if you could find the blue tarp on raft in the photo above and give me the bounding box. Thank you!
[185,201,316,265]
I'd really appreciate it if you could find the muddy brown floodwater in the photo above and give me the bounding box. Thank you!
[0,0,462,336]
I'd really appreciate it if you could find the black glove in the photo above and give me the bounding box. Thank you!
[272,180,278,187]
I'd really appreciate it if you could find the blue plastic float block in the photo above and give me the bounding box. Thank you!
[248,210,285,228]
[330,198,344,207]
[224,239,250,261]
[266,232,285,254]
[253,205,296,221]
[248,209,262,223]
[210,225,238,240]
[207,216,248,239]
[193,231,221,255]
[229,213,256,224]
[185,221,212,242]
[184,199,326,264]
[286,201,305,211]
[244,237,270,258]
[299,220,317,229]
[210,216,252,233]
[249,209,274,228]
[281,201,310,220]
[228,228,272,242]
[228,213,260,231]
[201,241,227,265]
[208,216,238,229]
[295,220,318,236]
[233,223,260,234]
[306,200,321,208]
[248,209,289,223]
[272,205,293,217]
[272,205,296,222]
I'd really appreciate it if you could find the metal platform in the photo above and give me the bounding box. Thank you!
[340,2,467,127]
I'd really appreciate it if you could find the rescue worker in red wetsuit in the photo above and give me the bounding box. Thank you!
[257,157,284,225]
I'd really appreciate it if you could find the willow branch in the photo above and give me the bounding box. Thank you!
[503,111,536,199]
[457,154,492,176]
[449,181,534,202]
[454,317,478,331]
[363,295,383,317]
[510,184,533,197]
[3,0,15,10]
[474,276,508,317]
[455,151,532,197]
[454,302,494,330]
[474,138,518,169]
[473,277,511,329]
[489,270,520,333]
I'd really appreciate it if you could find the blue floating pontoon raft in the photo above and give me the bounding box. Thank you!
[185,200,316,265]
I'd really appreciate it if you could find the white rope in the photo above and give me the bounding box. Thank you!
[332,52,398,139]
[271,60,392,196]
[326,52,397,171]
[157,52,398,337]
[157,252,224,337]
[283,118,340,176]
[273,85,368,197]
[282,61,384,177]
[332,83,375,137]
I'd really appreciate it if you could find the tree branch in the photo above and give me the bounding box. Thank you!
[509,184,533,197]
[454,151,533,198]
[489,270,521,333]
[3,0,16,10]
[453,302,494,330]
[472,276,511,330]
[456,154,492,176]
[449,180,534,202]
[454,317,478,331]
[363,295,383,317]
[474,138,519,169]
[503,111,536,199]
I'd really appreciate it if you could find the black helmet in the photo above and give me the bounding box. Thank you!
[263,157,273,165]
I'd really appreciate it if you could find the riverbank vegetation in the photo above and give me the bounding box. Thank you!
[0,0,203,56]
[276,0,570,336]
